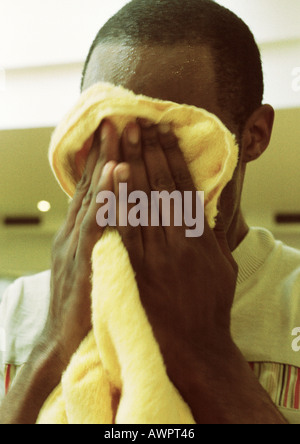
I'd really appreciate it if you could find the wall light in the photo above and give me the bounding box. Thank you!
[37,200,51,213]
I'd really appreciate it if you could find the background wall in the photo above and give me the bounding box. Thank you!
[0,0,300,299]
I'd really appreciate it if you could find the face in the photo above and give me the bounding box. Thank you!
[83,42,246,240]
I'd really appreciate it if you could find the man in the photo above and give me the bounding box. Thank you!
[1,0,299,424]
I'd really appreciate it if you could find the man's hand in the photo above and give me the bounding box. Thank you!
[45,122,119,366]
[113,120,237,374]
[0,119,287,424]
[0,121,119,424]
[112,120,287,424]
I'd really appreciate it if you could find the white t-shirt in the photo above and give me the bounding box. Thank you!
[1,227,300,423]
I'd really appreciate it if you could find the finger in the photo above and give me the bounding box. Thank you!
[157,125,196,193]
[75,160,117,262]
[68,120,121,256]
[114,162,144,265]
[63,120,121,238]
[157,125,210,241]
[98,119,122,164]
[121,122,165,247]
[121,123,150,193]
[63,132,100,237]
[75,120,120,222]
[77,120,121,216]
[139,121,186,241]
[139,121,177,194]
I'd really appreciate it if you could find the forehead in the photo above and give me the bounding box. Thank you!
[83,42,225,122]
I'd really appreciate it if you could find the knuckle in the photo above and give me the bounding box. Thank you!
[126,150,141,162]
[82,189,94,207]
[80,214,98,236]
[76,172,90,194]
[142,134,159,150]
[160,135,179,152]
[173,170,193,188]
[152,174,176,192]
[52,227,65,251]
[122,226,140,245]
[144,250,168,274]
[79,218,92,236]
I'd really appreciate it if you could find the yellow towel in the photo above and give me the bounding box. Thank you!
[37,82,239,424]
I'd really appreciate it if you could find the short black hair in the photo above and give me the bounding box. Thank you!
[81,0,264,133]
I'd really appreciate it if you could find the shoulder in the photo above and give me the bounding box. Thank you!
[272,235,300,266]
[234,227,300,285]
[268,236,300,294]
[0,270,51,365]
[232,227,300,363]
[235,227,300,313]
[0,270,51,314]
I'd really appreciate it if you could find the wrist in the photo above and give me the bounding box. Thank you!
[164,330,235,388]
[24,335,66,412]
[39,321,77,371]
[166,335,234,391]
[29,332,68,391]
[0,333,66,424]
[166,340,287,424]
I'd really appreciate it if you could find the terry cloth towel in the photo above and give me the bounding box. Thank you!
[37,82,239,424]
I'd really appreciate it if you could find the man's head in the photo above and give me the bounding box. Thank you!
[81,0,274,248]
[82,0,264,135]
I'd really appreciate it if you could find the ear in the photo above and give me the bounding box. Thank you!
[240,104,275,163]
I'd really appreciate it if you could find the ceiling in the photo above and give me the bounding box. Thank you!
[0,0,300,277]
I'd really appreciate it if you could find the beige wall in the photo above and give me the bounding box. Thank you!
[0,231,53,278]
[0,0,299,282]
[0,108,300,280]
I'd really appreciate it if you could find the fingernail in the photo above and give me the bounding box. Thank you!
[158,123,171,134]
[116,164,130,182]
[102,161,116,178]
[127,125,140,145]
